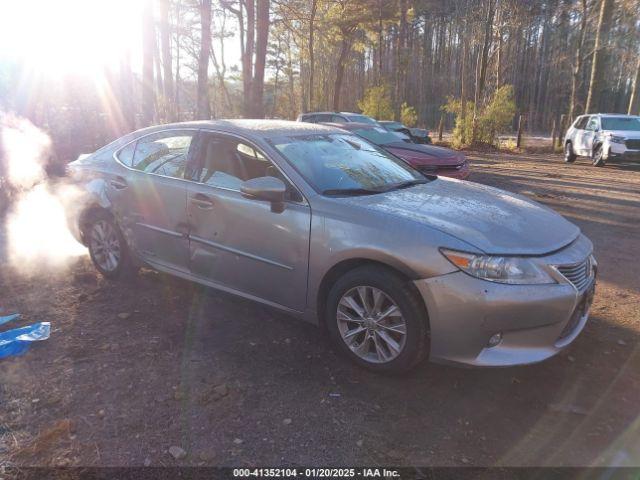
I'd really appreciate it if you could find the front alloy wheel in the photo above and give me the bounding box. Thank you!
[325,265,429,374]
[592,145,605,167]
[337,286,407,363]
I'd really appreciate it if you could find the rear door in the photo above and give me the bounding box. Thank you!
[185,131,311,312]
[113,129,197,273]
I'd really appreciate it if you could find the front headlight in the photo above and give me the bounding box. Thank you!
[440,249,556,284]
[607,134,625,144]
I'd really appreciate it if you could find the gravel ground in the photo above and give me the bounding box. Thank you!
[0,151,639,468]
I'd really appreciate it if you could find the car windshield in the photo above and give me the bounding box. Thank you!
[601,117,640,131]
[383,122,404,130]
[348,115,378,125]
[353,127,405,145]
[271,133,425,195]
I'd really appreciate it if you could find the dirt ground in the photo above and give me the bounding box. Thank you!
[0,151,639,468]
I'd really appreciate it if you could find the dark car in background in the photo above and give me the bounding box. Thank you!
[379,121,432,144]
[297,111,380,126]
[323,122,470,180]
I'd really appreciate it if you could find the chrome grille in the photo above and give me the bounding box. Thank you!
[556,256,594,291]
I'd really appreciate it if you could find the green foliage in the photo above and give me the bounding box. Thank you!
[358,84,394,121]
[443,85,517,148]
[400,103,418,127]
[442,97,474,149]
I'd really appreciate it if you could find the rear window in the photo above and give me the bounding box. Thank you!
[353,127,403,145]
[348,115,377,125]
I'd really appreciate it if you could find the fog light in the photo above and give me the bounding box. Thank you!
[488,332,502,347]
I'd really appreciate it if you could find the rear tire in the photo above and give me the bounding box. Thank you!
[85,212,137,280]
[592,144,605,167]
[325,265,429,374]
[564,142,576,163]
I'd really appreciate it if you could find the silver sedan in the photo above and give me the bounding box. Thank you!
[67,120,597,373]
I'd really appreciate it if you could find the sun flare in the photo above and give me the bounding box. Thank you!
[0,0,143,77]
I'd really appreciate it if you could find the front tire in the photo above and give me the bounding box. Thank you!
[592,144,606,167]
[86,213,136,280]
[325,266,429,374]
[564,142,576,163]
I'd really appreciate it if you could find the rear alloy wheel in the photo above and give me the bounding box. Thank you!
[592,144,605,167]
[86,214,136,279]
[564,142,576,163]
[326,266,429,374]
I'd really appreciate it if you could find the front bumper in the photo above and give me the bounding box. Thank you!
[415,237,595,367]
[605,142,640,161]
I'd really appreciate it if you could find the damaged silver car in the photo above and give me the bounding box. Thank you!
[67,120,597,373]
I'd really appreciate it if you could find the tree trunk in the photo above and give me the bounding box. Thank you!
[377,0,384,82]
[460,30,467,145]
[251,0,269,119]
[196,0,212,120]
[174,0,181,120]
[471,0,495,143]
[628,56,640,115]
[394,0,407,120]
[495,3,502,89]
[159,0,175,121]
[119,50,135,132]
[242,0,255,117]
[308,0,318,111]
[141,0,156,126]
[568,0,587,121]
[585,0,614,114]
[333,33,353,112]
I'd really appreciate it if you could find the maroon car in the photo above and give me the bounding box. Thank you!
[322,122,470,180]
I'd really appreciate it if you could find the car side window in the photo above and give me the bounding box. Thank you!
[315,114,332,122]
[117,141,136,167]
[575,116,589,130]
[194,133,302,201]
[131,131,195,179]
[586,117,599,131]
[330,115,346,122]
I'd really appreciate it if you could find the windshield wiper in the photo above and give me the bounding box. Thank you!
[382,179,429,192]
[322,187,381,196]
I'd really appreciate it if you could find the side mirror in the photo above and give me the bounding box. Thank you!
[241,176,286,211]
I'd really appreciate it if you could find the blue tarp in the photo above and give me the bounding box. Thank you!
[0,313,20,326]
[0,321,51,359]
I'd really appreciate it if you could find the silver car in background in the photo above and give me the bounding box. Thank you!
[564,114,640,166]
[67,120,596,373]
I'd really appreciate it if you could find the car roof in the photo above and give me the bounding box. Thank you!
[300,111,335,116]
[129,119,345,141]
[300,111,370,118]
[582,113,640,118]
[320,122,379,131]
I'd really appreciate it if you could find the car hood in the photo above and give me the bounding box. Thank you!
[383,142,463,166]
[341,178,580,255]
[602,130,640,139]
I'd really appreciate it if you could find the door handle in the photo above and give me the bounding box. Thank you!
[110,177,128,190]
[191,194,214,209]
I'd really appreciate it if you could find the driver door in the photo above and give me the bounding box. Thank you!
[583,116,600,155]
[186,131,311,312]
